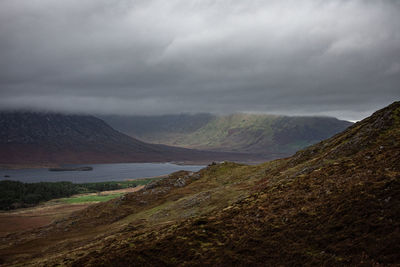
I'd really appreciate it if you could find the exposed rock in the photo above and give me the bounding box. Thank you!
[173,177,186,187]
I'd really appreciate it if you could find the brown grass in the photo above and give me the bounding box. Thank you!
[0,204,89,237]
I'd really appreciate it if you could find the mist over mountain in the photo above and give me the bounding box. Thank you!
[100,113,353,158]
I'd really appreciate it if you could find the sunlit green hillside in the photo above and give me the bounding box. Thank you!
[102,113,352,157]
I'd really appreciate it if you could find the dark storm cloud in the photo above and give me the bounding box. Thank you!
[0,0,399,120]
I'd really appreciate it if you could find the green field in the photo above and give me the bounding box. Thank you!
[60,193,124,204]
[59,177,163,204]
[0,176,163,210]
[59,177,162,204]
[86,177,162,188]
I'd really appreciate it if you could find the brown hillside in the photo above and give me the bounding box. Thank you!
[0,102,399,266]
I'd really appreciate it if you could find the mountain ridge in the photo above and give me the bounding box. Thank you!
[0,112,264,167]
[0,102,398,265]
[100,113,353,157]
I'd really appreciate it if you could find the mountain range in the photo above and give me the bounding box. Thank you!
[101,113,352,157]
[0,112,351,167]
[0,112,258,167]
[1,101,398,265]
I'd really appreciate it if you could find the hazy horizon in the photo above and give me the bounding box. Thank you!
[0,106,370,122]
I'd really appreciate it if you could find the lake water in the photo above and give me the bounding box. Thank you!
[0,163,205,183]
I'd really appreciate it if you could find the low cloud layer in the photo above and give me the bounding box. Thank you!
[0,0,399,120]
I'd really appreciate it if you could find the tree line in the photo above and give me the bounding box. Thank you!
[0,180,136,210]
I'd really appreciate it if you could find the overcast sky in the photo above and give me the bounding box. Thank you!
[0,0,399,121]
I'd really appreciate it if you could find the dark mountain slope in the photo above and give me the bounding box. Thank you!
[83,102,399,266]
[0,102,398,266]
[101,113,352,158]
[0,112,257,166]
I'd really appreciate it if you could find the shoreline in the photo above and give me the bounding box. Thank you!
[0,157,271,170]
[0,163,61,170]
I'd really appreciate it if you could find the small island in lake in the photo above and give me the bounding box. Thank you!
[48,166,93,172]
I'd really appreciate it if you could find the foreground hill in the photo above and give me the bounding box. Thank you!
[0,112,259,167]
[0,102,398,266]
[101,113,352,158]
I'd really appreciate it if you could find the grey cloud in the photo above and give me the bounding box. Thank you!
[0,0,399,121]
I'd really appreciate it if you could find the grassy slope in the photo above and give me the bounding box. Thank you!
[103,113,352,157]
[174,114,277,150]
[0,103,398,266]
[59,179,161,204]
[59,193,124,204]
[175,114,352,155]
